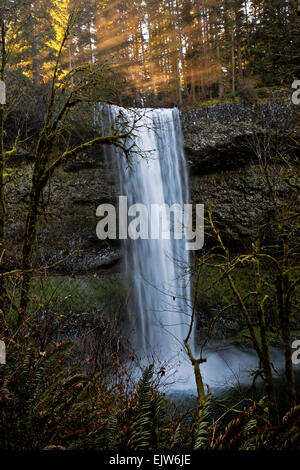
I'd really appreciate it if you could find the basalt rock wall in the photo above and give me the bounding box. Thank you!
[5,103,298,271]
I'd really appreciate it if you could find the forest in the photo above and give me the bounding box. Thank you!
[0,0,300,455]
[2,0,300,105]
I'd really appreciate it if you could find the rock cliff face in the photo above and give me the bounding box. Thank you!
[6,147,121,272]
[182,102,294,174]
[5,103,298,271]
[182,103,297,251]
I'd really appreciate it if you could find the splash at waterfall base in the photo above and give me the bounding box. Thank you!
[98,105,298,406]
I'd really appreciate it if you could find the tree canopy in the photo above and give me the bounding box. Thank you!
[1,0,299,106]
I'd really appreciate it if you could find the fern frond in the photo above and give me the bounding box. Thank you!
[104,409,120,450]
[193,394,212,450]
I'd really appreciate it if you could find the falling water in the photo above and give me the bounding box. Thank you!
[98,105,288,392]
[103,106,192,362]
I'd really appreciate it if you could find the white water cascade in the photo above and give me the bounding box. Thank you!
[99,105,273,392]
[103,106,193,366]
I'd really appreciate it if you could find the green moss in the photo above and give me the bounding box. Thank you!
[197,262,258,310]
[223,327,282,347]
[180,86,285,110]
[28,273,127,314]
[181,95,241,110]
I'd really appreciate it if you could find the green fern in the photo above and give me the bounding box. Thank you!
[0,341,97,449]
[193,394,212,450]
[127,365,155,450]
[104,409,120,450]
[170,423,182,450]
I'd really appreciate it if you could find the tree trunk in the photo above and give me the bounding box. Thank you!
[254,255,279,424]
[277,275,297,406]
[0,22,6,311]
[231,27,235,94]
[19,152,46,320]
[238,41,243,81]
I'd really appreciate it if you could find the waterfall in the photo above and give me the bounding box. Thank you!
[98,106,266,391]
[102,106,192,362]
